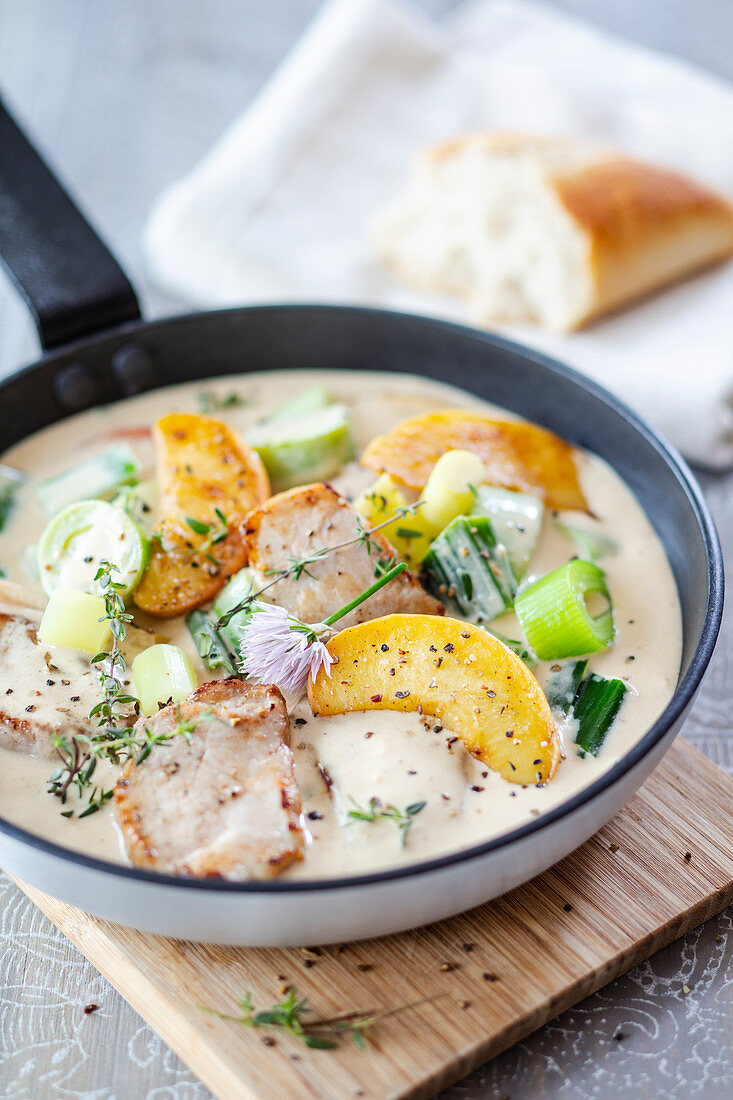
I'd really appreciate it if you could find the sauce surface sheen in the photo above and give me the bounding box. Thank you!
[0,370,682,878]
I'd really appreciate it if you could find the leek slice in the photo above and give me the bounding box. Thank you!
[248,404,355,490]
[423,516,516,624]
[36,443,140,516]
[211,566,257,651]
[38,588,111,653]
[265,384,334,422]
[186,609,238,676]
[472,486,544,578]
[132,644,198,716]
[553,519,617,563]
[515,559,614,659]
[37,500,149,599]
[544,659,588,713]
[573,674,627,756]
[0,465,26,533]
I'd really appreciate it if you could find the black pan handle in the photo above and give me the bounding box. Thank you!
[0,98,141,350]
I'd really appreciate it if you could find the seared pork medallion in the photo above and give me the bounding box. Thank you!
[114,680,303,880]
[0,372,682,879]
[242,483,443,626]
[0,611,100,757]
[0,581,100,757]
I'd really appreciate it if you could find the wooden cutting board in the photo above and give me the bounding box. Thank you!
[14,737,733,1100]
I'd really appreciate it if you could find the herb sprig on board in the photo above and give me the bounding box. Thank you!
[215,502,424,630]
[201,986,434,1050]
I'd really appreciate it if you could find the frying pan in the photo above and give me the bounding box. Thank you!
[0,101,723,946]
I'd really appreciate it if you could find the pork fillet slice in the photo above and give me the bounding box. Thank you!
[243,483,442,626]
[114,679,304,880]
[0,589,101,758]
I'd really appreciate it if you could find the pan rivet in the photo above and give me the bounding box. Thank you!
[53,362,97,411]
[111,343,154,395]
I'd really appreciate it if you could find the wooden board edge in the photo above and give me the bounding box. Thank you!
[412,883,733,1099]
[13,875,733,1100]
[12,877,264,1100]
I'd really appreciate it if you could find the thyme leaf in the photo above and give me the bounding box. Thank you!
[199,987,435,1050]
[185,509,229,564]
[47,561,208,816]
[347,796,426,848]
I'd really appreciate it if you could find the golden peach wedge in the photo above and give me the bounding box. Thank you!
[308,614,559,785]
[361,410,587,512]
[135,413,270,617]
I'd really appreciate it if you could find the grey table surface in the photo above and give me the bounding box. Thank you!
[0,1,731,1097]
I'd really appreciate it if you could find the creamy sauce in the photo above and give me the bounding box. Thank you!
[0,370,682,878]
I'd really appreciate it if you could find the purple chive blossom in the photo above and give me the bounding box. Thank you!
[238,602,334,696]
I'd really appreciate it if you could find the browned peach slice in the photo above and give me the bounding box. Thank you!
[308,614,559,785]
[135,413,270,617]
[361,410,587,512]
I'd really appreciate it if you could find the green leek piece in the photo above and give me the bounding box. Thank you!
[553,519,618,563]
[543,659,588,713]
[132,644,198,716]
[186,609,238,676]
[38,588,111,653]
[248,404,355,490]
[265,384,335,422]
[514,559,615,660]
[212,566,258,651]
[0,464,26,533]
[422,515,517,625]
[36,443,140,516]
[472,486,544,578]
[573,674,627,756]
[485,629,537,668]
[37,500,149,599]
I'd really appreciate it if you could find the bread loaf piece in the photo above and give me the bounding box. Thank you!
[370,133,733,331]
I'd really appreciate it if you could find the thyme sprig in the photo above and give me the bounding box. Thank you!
[347,796,427,848]
[216,502,424,630]
[200,987,435,1051]
[47,561,204,817]
[88,561,137,745]
[185,509,229,564]
[49,707,211,816]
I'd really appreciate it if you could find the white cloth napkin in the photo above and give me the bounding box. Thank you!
[144,0,733,467]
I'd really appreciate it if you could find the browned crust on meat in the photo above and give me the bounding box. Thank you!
[0,611,98,757]
[243,483,443,620]
[188,677,287,711]
[114,680,303,880]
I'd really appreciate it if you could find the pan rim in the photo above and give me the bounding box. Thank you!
[0,303,723,894]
